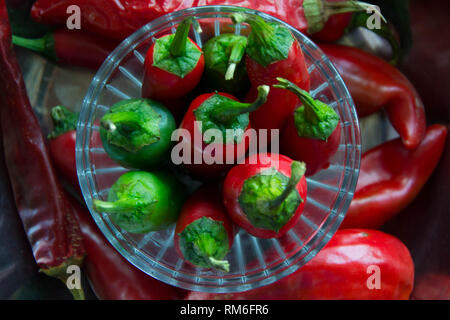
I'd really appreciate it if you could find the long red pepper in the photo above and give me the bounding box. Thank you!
[69,195,184,300]
[186,229,415,300]
[0,2,85,299]
[342,124,447,229]
[12,28,117,70]
[30,0,376,41]
[320,44,426,150]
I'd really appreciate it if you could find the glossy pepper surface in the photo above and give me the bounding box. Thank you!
[31,0,375,42]
[342,124,447,229]
[0,2,85,299]
[12,28,117,70]
[223,153,307,238]
[175,185,235,272]
[187,229,415,300]
[142,18,204,102]
[94,171,184,234]
[275,77,341,176]
[100,98,176,170]
[178,85,269,178]
[320,44,426,150]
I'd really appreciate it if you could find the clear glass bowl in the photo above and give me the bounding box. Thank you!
[76,5,361,293]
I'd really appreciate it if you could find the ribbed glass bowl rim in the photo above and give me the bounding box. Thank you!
[76,5,361,293]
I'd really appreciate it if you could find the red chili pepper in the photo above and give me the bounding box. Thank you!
[186,229,415,300]
[12,29,117,70]
[178,85,269,178]
[0,3,85,299]
[412,273,450,300]
[320,44,427,150]
[68,195,184,300]
[342,124,447,229]
[174,185,235,272]
[30,0,375,42]
[223,153,307,238]
[274,77,341,176]
[142,18,204,103]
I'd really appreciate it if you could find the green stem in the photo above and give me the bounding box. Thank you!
[48,105,79,138]
[212,85,270,123]
[269,161,305,210]
[323,1,386,22]
[170,18,193,57]
[94,199,151,214]
[12,32,56,59]
[225,37,247,80]
[193,241,230,272]
[231,13,275,47]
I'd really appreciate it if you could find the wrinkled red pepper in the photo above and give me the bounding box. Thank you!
[187,229,415,300]
[31,0,375,41]
[69,195,184,300]
[320,44,427,150]
[0,3,85,299]
[342,124,447,229]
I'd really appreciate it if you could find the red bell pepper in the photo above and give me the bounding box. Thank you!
[178,85,269,178]
[142,18,204,103]
[232,13,310,132]
[69,195,184,300]
[342,124,447,229]
[0,3,85,299]
[174,185,235,272]
[223,153,307,238]
[320,44,427,150]
[274,77,341,176]
[30,0,375,42]
[12,29,117,70]
[186,229,415,300]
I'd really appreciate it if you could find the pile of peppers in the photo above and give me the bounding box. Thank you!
[1,0,448,301]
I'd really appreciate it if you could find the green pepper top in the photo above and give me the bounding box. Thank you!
[94,171,184,234]
[193,85,269,144]
[231,13,294,67]
[179,217,230,272]
[274,77,340,140]
[239,161,305,232]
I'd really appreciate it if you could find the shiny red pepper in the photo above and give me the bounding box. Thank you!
[69,195,184,300]
[174,185,235,272]
[342,124,447,229]
[0,3,85,299]
[223,153,307,238]
[30,0,374,42]
[320,44,427,150]
[12,29,117,70]
[186,229,415,300]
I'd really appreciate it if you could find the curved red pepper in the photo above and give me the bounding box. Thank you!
[223,153,307,238]
[186,229,415,300]
[320,43,427,150]
[69,195,184,300]
[342,124,447,229]
[174,185,235,272]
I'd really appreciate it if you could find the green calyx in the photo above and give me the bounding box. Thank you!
[48,105,79,138]
[238,161,306,232]
[231,13,294,67]
[303,0,385,34]
[193,85,269,144]
[12,32,57,61]
[179,216,230,272]
[153,18,202,78]
[274,77,339,140]
[100,99,162,152]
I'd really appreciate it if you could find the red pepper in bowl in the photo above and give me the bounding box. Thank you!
[142,18,204,103]
[174,185,235,272]
[178,85,269,178]
[342,124,447,229]
[274,77,341,176]
[320,44,426,150]
[223,153,307,239]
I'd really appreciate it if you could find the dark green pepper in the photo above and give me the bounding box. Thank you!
[94,171,184,234]
[202,33,250,97]
[99,98,176,170]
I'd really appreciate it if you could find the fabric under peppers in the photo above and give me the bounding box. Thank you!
[0,2,85,299]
